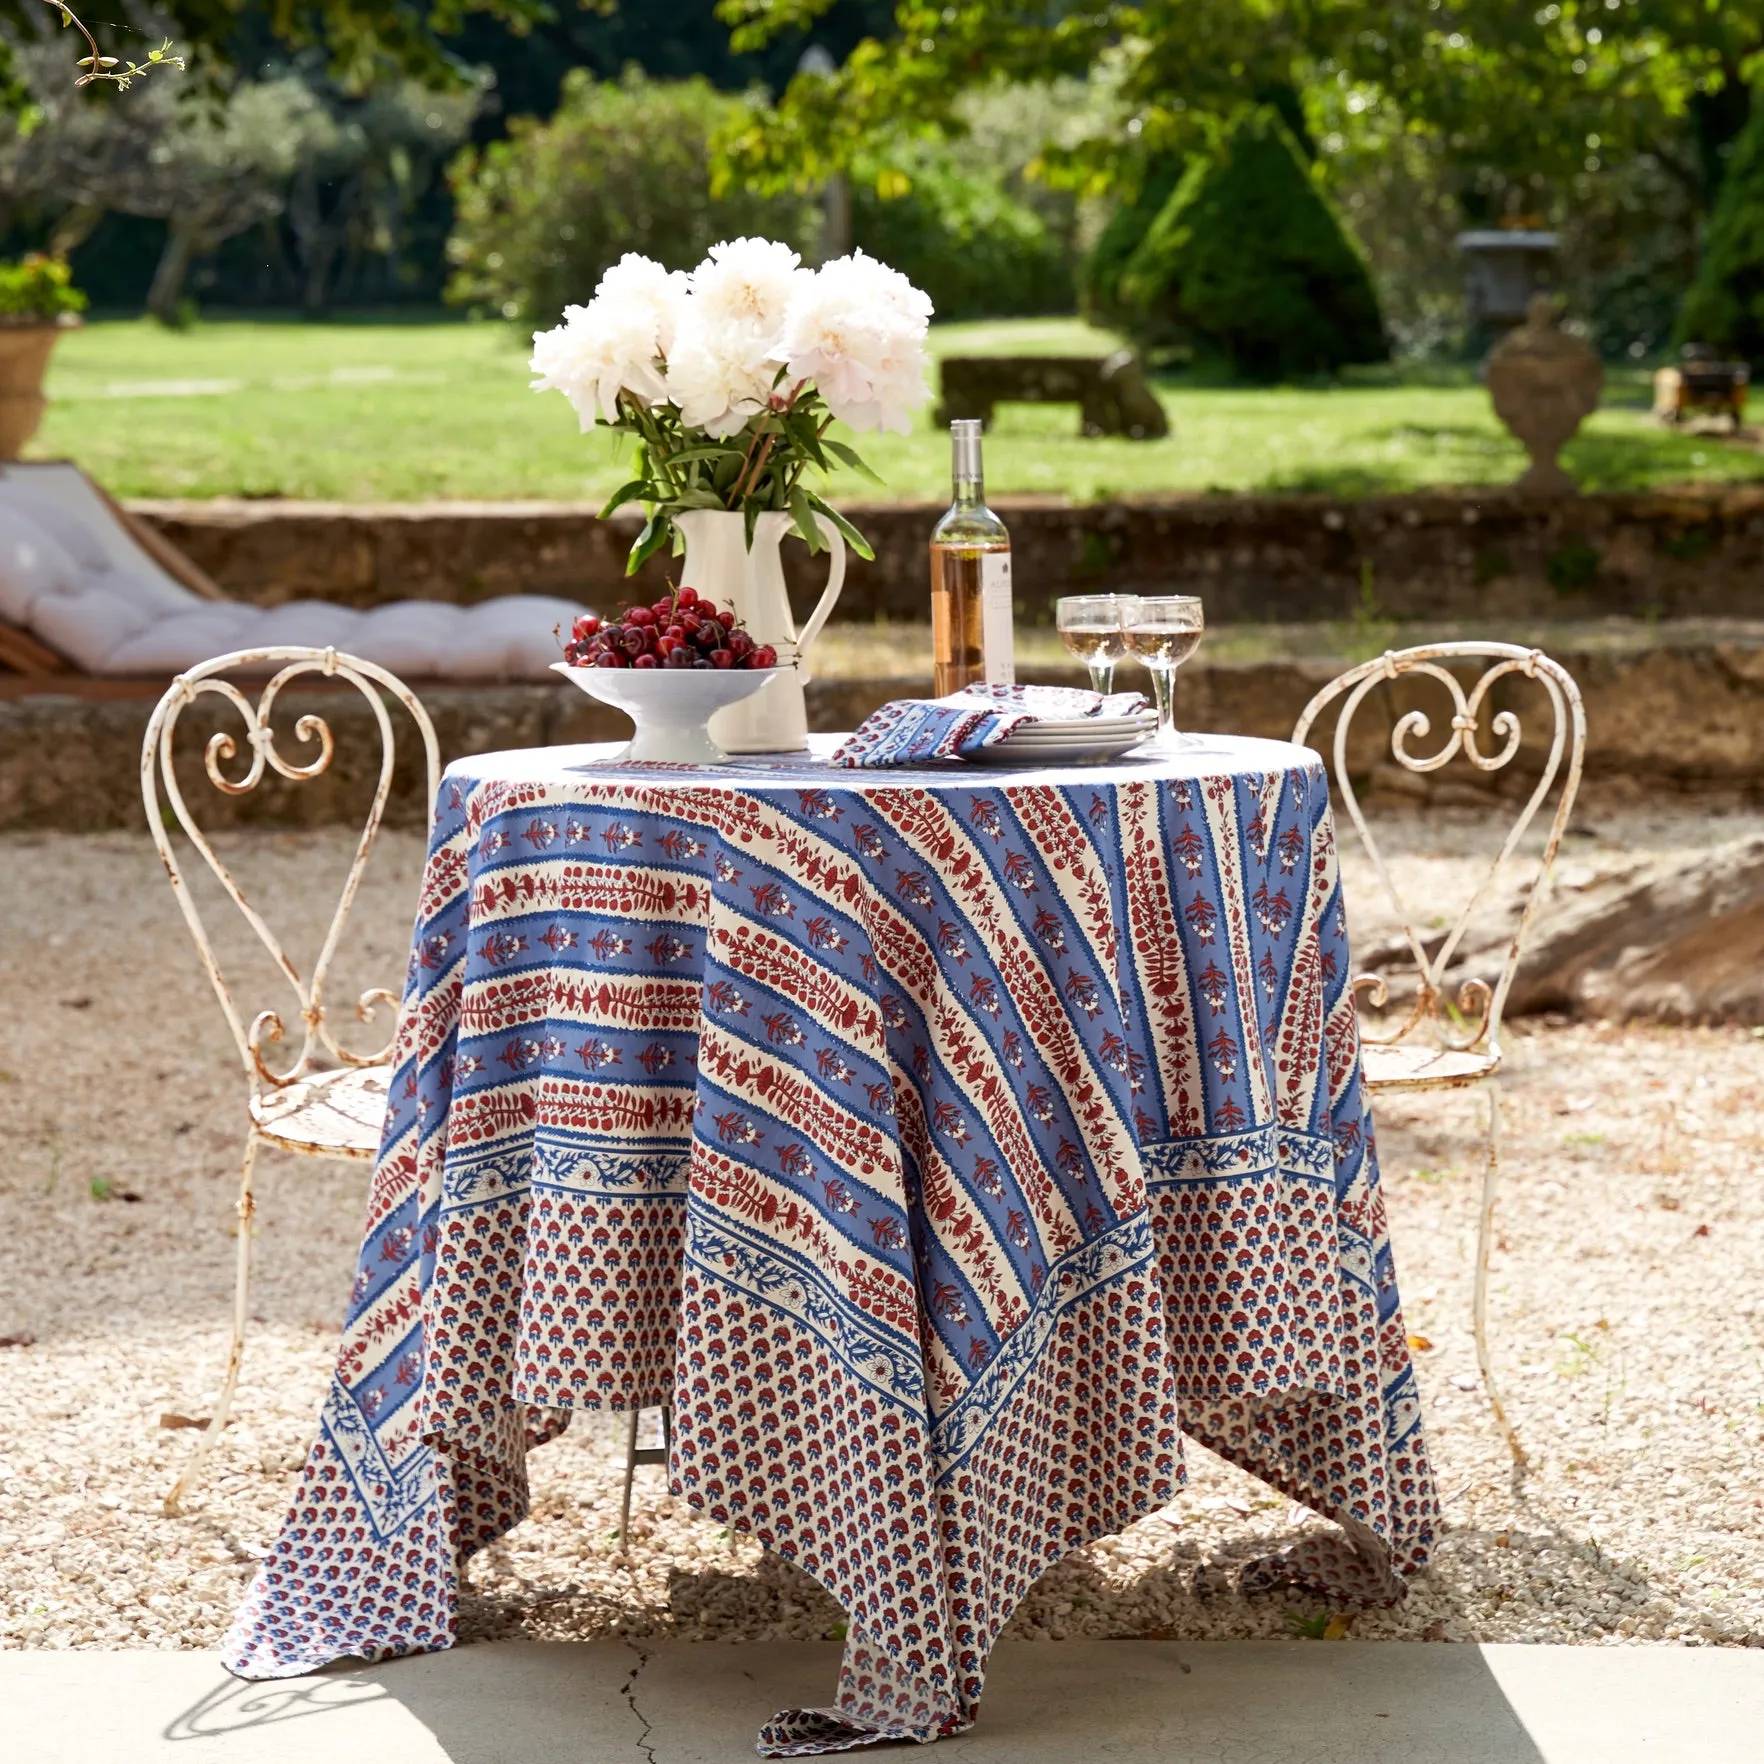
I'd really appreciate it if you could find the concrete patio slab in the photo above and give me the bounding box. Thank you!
[4,1639,1761,1764]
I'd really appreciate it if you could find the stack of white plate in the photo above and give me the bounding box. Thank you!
[970,710,1159,767]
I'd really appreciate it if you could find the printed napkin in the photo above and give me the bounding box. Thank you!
[830,681,1150,768]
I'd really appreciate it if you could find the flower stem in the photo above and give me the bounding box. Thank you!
[739,434,776,504]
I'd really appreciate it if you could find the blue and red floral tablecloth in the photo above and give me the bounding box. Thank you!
[222,734,1438,1753]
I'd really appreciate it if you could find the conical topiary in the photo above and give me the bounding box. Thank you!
[1079,151,1186,332]
[1115,107,1387,379]
[1676,91,1764,364]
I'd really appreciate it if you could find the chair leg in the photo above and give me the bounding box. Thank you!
[1472,1080,1527,1469]
[618,1404,672,1553]
[165,1132,261,1516]
[619,1407,640,1548]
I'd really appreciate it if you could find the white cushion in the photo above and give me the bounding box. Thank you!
[0,462,586,682]
[101,606,263,673]
[347,605,445,679]
[0,505,85,623]
[251,601,365,650]
[0,472,114,574]
[29,585,163,670]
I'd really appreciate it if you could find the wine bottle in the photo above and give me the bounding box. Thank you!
[929,419,1013,696]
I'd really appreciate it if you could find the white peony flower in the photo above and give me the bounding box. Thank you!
[595,252,689,355]
[663,237,811,437]
[689,236,809,335]
[779,249,933,433]
[529,253,684,429]
[665,325,774,438]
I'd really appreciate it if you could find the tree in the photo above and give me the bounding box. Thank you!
[3,0,542,104]
[848,136,1071,321]
[282,68,481,311]
[1116,107,1385,377]
[445,70,816,326]
[13,72,329,318]
[1675,93,1764,363]
[714,1,1764,251]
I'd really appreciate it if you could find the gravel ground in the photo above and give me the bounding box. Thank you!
[2,794,1761,1656]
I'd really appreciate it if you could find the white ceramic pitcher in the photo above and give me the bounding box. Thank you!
[674,507,846,754]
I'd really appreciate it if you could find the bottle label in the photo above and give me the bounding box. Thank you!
[981,550,1014,686]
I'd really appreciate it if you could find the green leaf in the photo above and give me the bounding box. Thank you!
[743,499,759,552]
[788,485,827,556]
[671,487,727,510]
[626,513,672,576]
[597,478,650,519]
[824,439,885,485]
[659,442,738,467]
[803,489,875,561]
[788,415,831,471]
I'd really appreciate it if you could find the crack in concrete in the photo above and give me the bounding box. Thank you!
[621,1640,658,1764]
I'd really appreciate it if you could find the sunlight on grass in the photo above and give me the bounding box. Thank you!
[31,316,1764,503]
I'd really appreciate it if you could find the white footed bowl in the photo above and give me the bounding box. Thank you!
[552,661,787,765]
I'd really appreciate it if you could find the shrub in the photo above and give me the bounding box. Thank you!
[446,70,815,327]
[0,254,87,321]
[849,141,1071,322]
[1112,108,1387,379]
[1078,152,1185,329]
[1676,93,1764,364]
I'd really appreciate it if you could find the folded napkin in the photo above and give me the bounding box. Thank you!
[830,681,1150,768]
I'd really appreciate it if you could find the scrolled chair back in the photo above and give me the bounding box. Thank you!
[1292,641,1585,1061]
[140,646,441,1096]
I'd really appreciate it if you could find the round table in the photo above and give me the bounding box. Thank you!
[224,735,1439,1754]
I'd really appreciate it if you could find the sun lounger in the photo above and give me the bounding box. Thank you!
[0,462,584,682]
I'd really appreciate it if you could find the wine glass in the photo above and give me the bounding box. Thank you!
[1124,595,1205,751]
[1056,594,1131,694]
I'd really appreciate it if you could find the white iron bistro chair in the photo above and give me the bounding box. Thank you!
[1293,642,1586,1467]
[143,647,439,1514]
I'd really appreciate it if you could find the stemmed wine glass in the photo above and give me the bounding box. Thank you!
[1123,595,1205,751]
[1055,594,1131,694]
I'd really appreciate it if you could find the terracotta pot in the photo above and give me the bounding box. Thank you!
[0,315,79,460]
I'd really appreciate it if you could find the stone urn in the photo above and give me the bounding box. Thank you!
[0,314,79,459]
[1485,295,1602,494]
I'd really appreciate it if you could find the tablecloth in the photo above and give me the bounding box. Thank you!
[221,733,1438,1753]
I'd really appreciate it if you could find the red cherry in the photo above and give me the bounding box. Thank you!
[692,656,714,669]
[627,606,655,627]
[572,614,600,639]
[595,650,624,669]
[664,646,693,669]
[621,628,649,657]
[694,599,717,618]
[633,652,658,669]
[715,609,735,629]
[650,598,674,621]
[710,648,734,669]
[751,644,778,668]
[727,630,754,659]
[664,624,685,642]
[677,587,699,608]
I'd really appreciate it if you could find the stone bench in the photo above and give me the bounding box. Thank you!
[934,351,1169,439]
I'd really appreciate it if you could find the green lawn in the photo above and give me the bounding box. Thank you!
[31,314,1764,502]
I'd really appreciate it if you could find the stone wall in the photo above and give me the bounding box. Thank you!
[133,487,1764,627]
[9,632,1762,831]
